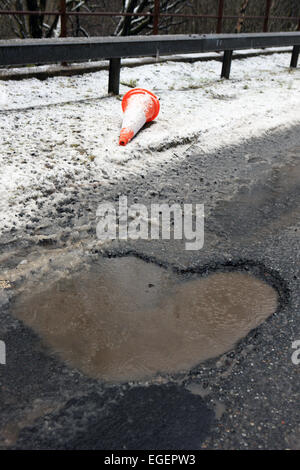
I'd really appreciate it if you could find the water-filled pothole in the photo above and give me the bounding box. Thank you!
[12,256,278,382]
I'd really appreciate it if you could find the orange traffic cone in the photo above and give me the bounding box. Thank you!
[119,88,160,146]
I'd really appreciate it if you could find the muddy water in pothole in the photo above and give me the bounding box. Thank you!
[12,256,278,382]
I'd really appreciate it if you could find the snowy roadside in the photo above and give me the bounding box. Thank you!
[0,51,299,234]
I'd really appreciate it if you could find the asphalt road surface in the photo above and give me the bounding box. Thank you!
[0,124,299,450]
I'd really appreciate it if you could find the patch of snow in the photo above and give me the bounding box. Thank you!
[0,86,7,107]
[0,52,299,233]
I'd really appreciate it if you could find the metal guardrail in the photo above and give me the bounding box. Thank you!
[0,32,299,94]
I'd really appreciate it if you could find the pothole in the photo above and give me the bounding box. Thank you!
[12,256,278,382]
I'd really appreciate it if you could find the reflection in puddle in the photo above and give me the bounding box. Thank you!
[13,257,278,382]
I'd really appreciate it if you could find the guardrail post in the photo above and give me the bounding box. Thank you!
[60,0,67,37]
[153,0,160,35]
[217,0,224,34]
[290,45,299,68]
[108,58,121,94]
[221,50,233,78]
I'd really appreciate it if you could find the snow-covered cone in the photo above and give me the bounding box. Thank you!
[119,88,160,146]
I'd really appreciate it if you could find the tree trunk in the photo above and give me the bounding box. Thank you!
[121,0,139,36]
[235,0,250,34]
[26,0,46,38]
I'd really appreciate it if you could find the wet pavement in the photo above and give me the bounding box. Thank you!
[0,124,299,449]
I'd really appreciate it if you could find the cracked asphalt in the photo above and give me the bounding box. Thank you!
[0,124,299,450]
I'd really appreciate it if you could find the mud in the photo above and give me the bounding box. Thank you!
[12,256,278,382]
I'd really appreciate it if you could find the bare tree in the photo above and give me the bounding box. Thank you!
[0,0,91,38]
[235,0,250,33]
[270,0,300,31]
[114,0,192,36]
[0,0,298,39]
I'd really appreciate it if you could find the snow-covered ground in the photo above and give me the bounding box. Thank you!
[0,51,299,233]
